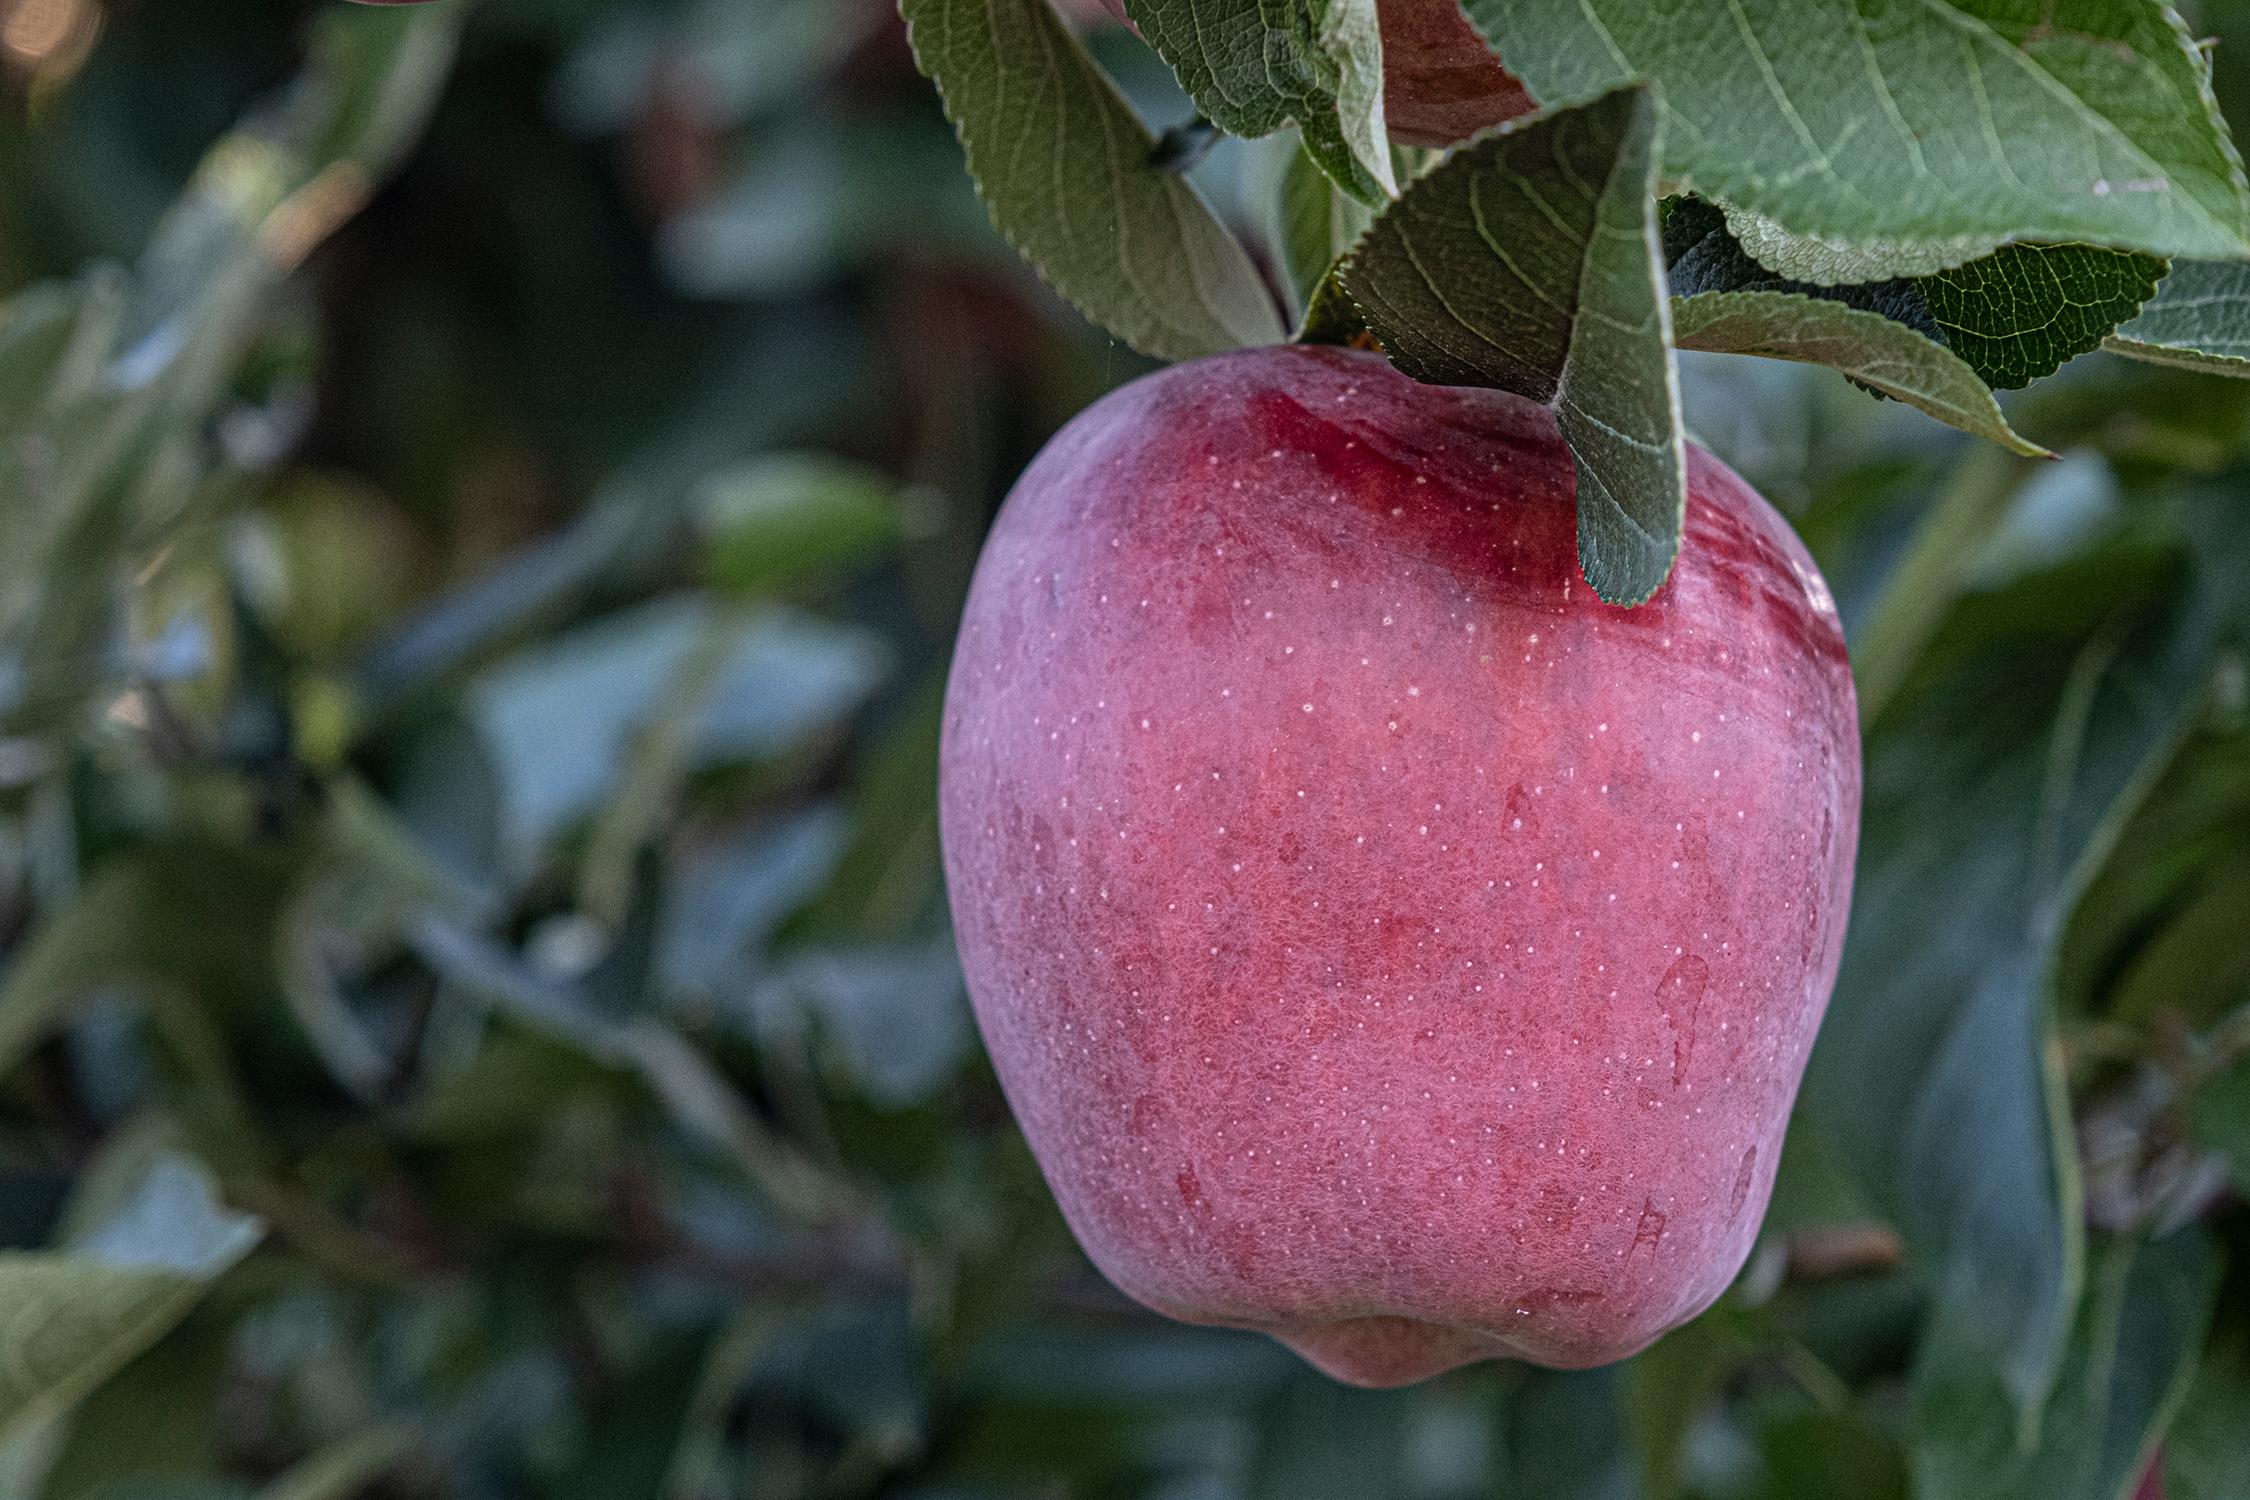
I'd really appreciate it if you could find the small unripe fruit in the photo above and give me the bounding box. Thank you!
[940,346,1859,1386]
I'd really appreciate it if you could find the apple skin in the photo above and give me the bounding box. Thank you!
[938,346,1860,1386]
[1370,0,1535,147]
[1093,0,1533,147]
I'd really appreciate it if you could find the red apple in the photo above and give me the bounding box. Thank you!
[1371,0,1535,147]
[939,346,1859,1386]
[1094,0,1533,147]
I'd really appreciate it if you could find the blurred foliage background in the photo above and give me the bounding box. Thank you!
[3,1,2250,1497]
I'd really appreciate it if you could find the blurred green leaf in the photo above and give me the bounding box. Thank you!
[2164,1337,2250,1500]
[697,453,903,598]
[1916,1229,2218,1500]
[1329,84,1682,604]
[1498,1366,1637,1499]
[0,849,288,1080]
[256,1426,410,1500]
[902,0,1287,359]
[658,114,990,299]
[2189,1057,2250,1193]
[1247,1371,1411,1500]
[464,597,888,870]
[1747,1408,1910,1500]
[750,940,970,1108]
[1805,519,2230,1433]
[406,915,850,1221]
[34,1308,229,1500]
[0,1153,261,1442]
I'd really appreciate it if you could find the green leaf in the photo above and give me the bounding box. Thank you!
[464,597,888,870]
[406,917,850,1221]
[1497,1368,1636,1499]
[2190,1057,2250,1194]
[2165,1339,2250,1500]
[36,1307,229,1500]
[1922,245,2168,390]
[0,1155,263,1442]
[2105,856,2250,1027]
[1330,84,1683,603]
[1275,140,1375,321]
[695,453,902,598]
[1803,530,2225,1432]
[1671,291,2046,456]
[1121,0,1395,203]
[2105,260,2250,375]
[258,1427,412,1500]
[1246,1371,1411,1500]
[0,851,289,1082]
[2057,724,2250,1023]
[1467,0,2250,265]
[1667,199,2156,419]
[1719,202,2000,286]
[1916,1230,2220,1500]
[902,0,1286,360]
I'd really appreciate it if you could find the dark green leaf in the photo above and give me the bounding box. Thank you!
[1667,198,2160,404]
[1468,0,2250,264]
[2189,1058,2250,1193]
[1922,245,2167,390]
[1332,84,1683,603]
[902,0,1286,359]
[2165,1338,2250,1500]
[1498,1367,1637,1500]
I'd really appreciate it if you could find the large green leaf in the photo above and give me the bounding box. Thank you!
[2106,260,2250,375]
[1467,0,2250,266]
[2165,1338,2250,1500]
[1120,0,1394,202]
[0,1154,263,1442]
[1803,525,2226,1431]
[1327,84,1683,603]
[1917,1230,2219,1500]
[902,0,1286,360]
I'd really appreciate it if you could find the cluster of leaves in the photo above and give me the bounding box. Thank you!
[907,0,2250,603]
[0,1,2247,1498]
